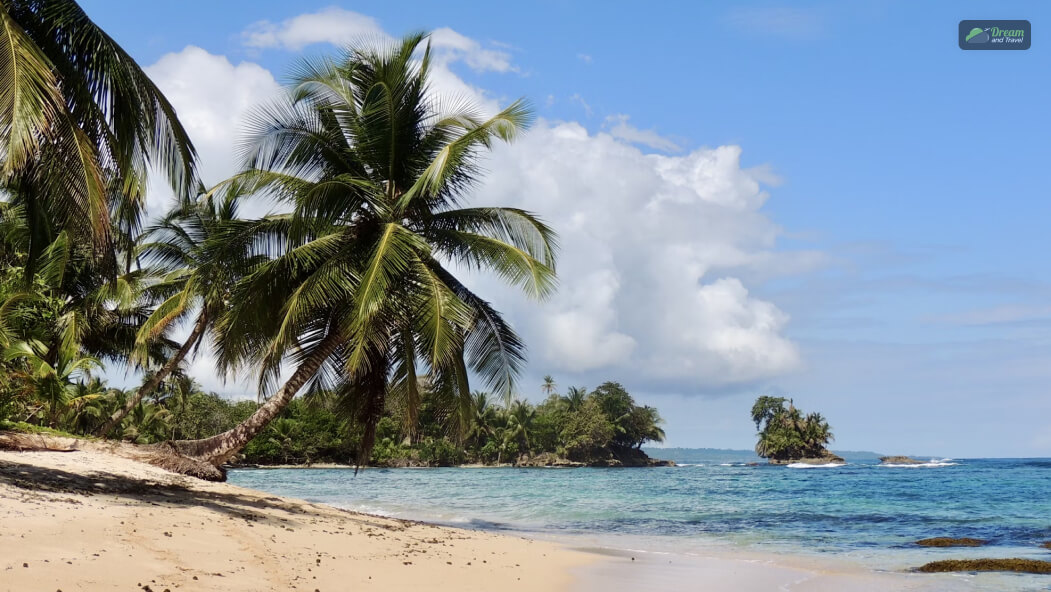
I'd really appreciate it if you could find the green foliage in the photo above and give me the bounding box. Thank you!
[193,32,557,465]
[560,398,614,462]
[751,396,834,461]
[417,438,465,466]
[0,0,198,275]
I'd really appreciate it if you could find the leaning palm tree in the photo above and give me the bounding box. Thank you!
[170,33,556,469]
[96,187,245,436]
[1,0,197,275]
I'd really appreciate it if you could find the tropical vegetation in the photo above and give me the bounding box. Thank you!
[750,396,834,462]
[0,2,674,477]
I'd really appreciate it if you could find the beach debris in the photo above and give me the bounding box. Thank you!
[916,559,1051,574]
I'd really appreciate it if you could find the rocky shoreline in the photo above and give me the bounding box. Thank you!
[238,450,675,470]
[879,456,926,465]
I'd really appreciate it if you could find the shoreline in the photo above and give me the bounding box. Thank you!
[0,448,594,591]
[2,448,1037,592]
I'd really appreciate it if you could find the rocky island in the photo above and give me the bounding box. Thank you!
[750,397,840,465]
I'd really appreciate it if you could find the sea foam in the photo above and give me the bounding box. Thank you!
[880,459,958,468]
[786,462,846,469]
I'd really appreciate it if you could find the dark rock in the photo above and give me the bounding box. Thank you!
[915,537,987,547]
[880,456,926,465]
[513,453,585,468]
[916,559,1051,574]
[769,452,844,465]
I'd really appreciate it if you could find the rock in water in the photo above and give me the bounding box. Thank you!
[769,451,845,465]
[916,559,1051,574]
[880,456,926,465]
[915,537,987,547]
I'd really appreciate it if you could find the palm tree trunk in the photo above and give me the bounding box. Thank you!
[170,333,340,466]
[96,312,208,437]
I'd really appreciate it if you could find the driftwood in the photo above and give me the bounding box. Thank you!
[0,432,225,481]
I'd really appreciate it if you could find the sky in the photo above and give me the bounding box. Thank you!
[82,1,1051,457]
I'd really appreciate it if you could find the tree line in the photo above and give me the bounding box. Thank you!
[0,2,564,478]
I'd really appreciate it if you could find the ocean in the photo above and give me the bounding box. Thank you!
[227,450,1051,590]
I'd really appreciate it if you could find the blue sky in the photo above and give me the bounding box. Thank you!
[84,1,1051,457]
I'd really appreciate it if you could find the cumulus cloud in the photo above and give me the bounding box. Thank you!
[604,114,681,152]
[126,12,815,398]
[144,46,282,213]
[135,47,285,396]
[466,122,808,392]
[242,7,387,50]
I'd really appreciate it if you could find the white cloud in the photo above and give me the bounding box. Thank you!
[242,7,387,51]
[569,93,592,117]
[577,53,593,64]
[144,46,282,213]
[604,114,681,152]
[429,27,514,73]
[467,121,808,392]
[239,9,511,117]
[242,9,512,73]
[126,12,815,399]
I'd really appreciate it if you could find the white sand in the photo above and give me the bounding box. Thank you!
[0,447,590,591]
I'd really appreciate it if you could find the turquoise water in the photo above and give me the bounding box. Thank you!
[227,451,1051,586]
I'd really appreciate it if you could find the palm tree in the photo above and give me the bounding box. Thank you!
[2,339,100,426]
[466,391,498,450]
[505,399,534,454]
[561,386,587,412]
[0,290,32,348]
[266,418,301,464]
[541,375,557,398]
[96,187,245,436]
[169,33,557,469]
[1,0,197,274]
[121,402,172,444]
[61,376,112,432]
[801,411,833,454]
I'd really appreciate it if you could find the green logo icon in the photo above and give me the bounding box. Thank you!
[960,20,1030,50]
[965,27,990,44]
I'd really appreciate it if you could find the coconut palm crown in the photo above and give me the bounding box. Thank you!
[1,0,198,274]
[173,33,557,466]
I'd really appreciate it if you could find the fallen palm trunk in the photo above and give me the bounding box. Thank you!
[0,432,225,481]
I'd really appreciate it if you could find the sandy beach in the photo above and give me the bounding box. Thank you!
[0,444,1020,592]
[0,448,591,591]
